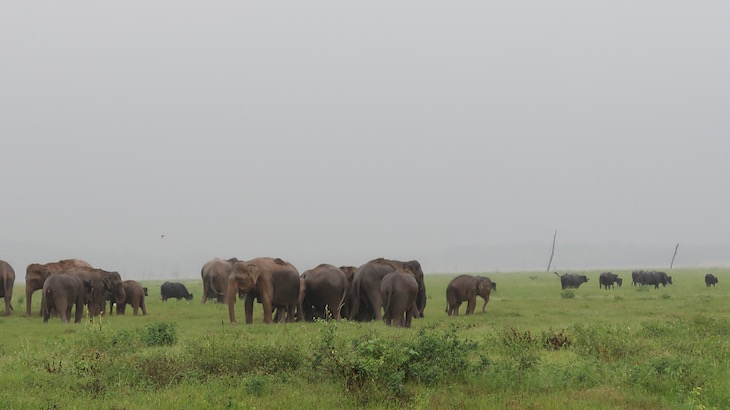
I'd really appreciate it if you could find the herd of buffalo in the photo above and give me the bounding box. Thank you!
[0,258,721,327]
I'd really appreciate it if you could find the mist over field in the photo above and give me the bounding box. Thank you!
[2,2,730,280]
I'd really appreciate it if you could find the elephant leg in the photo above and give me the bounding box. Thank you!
[405,305,416,328]
[43,302,50,323]
[453,302,461,316]
[27,287,34,317]
[141,299,147,315]
[201,281,209,304]
[362,285,383,321]
[244,293,255,324]
[74,299,84,323]
[261,296,273,324]
[57,301,69,323]
[466,297,476,315]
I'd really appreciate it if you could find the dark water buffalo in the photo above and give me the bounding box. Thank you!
[631,270,648,286]
[160,282,194,301]
[632,270,672,288]
[705,273,718,287]
[599,272,622,290]
[641,271,671,289]
[554,272,588,289]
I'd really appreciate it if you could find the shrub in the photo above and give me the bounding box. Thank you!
[312,322,478,398]
[141,322,177,347]
[570,323,634,362]
[500,327,540,371]
[561,290,575,299]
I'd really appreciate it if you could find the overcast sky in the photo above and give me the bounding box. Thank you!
[2,2,729,278]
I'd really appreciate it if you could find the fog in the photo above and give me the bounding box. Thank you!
[2,2,729,279]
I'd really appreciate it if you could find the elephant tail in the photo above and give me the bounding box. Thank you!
[336,285,347,318]
[553,272,561,278]
[348,278,360,320]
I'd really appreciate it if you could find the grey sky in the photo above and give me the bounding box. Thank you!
[2,2,729,278]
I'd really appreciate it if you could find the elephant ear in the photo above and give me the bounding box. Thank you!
[477,280,489,294]
[247,264,262,285]
[102,274,113,290]
[83,280,94,294]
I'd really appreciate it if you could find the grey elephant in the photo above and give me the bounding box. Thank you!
[348,258,426,322]
[0,260,15,316]
[298,264,348,321]
[226,257,300,324]
[25,258,92,317]
[445,275,492,316]
[62,266,125,317]
[115,280,147,316]
[201,258,238,303]
[41,274,94,323]
[380,268,419,328]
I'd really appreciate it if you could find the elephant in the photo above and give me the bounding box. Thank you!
[445,274,492,316]
[380,268,419,328]
[41,274,94,323]
[62,266,125,317]
[25,258,92,317]
[226,257,300,324]
[0,260,15,316]
[114,280,147,316]
[338,265,359,320]
[297,264,348,321]
[348,258,426,322]
[201,258,238,303]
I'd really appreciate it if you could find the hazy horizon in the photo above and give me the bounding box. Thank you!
[2,2,729,280]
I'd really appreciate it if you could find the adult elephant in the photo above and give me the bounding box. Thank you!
[298,264,348,321]
[381,268,419,328]
[445,275,492,316]
[114,280,147,316]
[0,260,15,316]
[62,266,125,317]
[226,257,300,324]
[25,258,91,317]
[41,274,93,323]
[201,258,238,304]
[348,258,426,322]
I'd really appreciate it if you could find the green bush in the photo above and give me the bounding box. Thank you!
[560,290,575,299]
[570,323,634,362]
[312,322,478,398]
[141,322,177,347]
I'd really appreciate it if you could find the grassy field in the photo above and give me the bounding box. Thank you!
[1,268,728,409]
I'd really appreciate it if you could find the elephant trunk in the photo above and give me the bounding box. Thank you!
[482,298,487,313]
[226,281,238,324]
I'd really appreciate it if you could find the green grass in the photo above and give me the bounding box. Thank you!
[1,269,728,409]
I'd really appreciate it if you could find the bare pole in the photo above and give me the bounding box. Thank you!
[669,243,679,270]
[546,230,557,272]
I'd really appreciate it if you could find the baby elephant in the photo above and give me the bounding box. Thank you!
[445,275,492,316]
[42,275,93,323]
[116,280,147,316]
[380,269,419,328]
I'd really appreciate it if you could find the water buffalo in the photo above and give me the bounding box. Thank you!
[160,282,194,301]
[705,273,718,287]
[554,272,588,289]
[599,272,622,290]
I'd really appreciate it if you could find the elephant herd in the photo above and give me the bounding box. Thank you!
[0,258,146,323]
[201,257,428,328]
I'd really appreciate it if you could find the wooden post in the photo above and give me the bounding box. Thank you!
[669,243,679,270]
[546,230,557,272]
